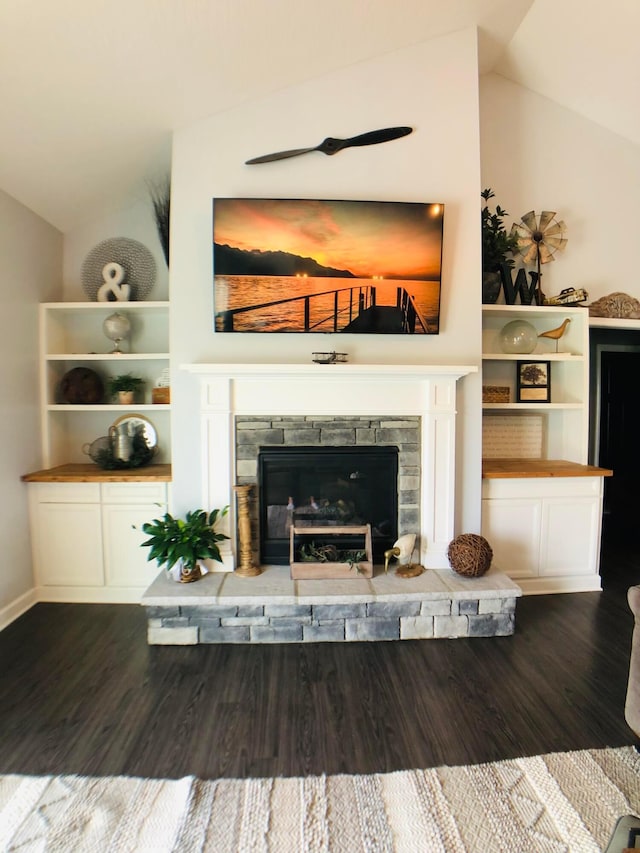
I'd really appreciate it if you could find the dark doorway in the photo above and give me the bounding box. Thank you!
[258,446,398,565]
[590,328,640,590]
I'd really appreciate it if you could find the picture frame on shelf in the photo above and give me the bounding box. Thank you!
[516,360,551,403]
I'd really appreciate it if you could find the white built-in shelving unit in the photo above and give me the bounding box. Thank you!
[39,301,171,467]
[481,303,608,594]
[482,303,589,463]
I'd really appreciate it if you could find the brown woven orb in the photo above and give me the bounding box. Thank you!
[59,367,104,404]
[447,534,493,578]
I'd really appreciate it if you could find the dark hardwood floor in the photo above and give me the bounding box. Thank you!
[0,555,637,781]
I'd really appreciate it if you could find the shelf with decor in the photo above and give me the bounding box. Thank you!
[38,302,171,469]
[482,303,589,464]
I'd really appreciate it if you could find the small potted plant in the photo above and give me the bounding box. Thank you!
[108,373,144,404]
[140,507,229,583]
[481,188,519,303]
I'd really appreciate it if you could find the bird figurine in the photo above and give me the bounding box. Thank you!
[383,533,424,578]
[538,317,571,352]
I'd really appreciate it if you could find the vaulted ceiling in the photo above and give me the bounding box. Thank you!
[0,0,637,231]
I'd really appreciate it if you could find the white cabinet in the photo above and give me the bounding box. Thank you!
[481,496,541,579]
[28,480,169,602]
[482,475,605,594]
[101,482,167,589]
[30,484,104,587]
[481,305,608,593]
[540,497,602,578]
[39,302,171,468]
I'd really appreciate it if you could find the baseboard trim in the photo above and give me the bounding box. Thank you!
[516,576,603,595]
[35,586,147,604]
[0,588,38,632]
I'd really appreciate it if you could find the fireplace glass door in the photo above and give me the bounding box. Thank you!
[258,446,398,565]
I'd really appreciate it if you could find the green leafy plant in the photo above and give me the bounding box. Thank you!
[141,507,229,572]
[481,188,519,273]
[108,373,144,395]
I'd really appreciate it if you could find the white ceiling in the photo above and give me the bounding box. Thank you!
[0,0,637,232]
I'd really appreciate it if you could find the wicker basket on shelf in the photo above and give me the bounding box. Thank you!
[482,385,510,403]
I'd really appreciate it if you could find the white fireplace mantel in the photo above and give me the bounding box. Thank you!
[182,362,476,376]
[182,362,477,570]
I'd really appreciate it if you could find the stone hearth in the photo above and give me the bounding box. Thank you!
[143,566,521,644]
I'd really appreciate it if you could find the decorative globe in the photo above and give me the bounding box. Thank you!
[498,319,537,354]
[103,312,131,354]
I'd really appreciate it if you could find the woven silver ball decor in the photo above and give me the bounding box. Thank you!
[81,238,156,301]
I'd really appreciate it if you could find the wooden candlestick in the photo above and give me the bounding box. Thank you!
[233,485,261,577]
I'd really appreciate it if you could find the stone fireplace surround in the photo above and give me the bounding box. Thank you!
[238,415,420,566]
[143,362,522,644]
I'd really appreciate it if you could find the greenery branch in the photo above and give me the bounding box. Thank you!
[298,541,367,573]
[481,188,519,273]
[147,175,170,267]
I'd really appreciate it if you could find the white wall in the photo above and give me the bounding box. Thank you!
[0,189,62,627]
[170,28,483,534]
[480,72,640,302]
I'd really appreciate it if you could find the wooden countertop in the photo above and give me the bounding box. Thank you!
[21,463,172,483]
[482,459,613,479]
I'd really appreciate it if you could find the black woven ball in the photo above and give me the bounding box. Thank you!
[447,534,493,578]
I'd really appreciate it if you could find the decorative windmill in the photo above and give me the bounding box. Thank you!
[510,211,567,304]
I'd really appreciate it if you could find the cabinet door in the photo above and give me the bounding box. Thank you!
[540,497,601,577]
[102,504,163,588]
[481,498,541,578]
[32,502,104,586]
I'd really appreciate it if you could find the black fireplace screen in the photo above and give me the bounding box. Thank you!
[258,446,398,564]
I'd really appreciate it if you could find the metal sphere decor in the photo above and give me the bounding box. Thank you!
[81,238,156,301]
[447,533,493,578]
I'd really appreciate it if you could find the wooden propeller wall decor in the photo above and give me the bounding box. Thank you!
[245,126,413,164]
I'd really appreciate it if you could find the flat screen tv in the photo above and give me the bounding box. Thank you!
[213,198,444,334]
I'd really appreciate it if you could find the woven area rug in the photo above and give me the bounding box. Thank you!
[1,746,639,852]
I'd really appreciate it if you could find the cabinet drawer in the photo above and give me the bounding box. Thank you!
[32,482,101,503]
[482,476,602,500]
[101,482,168,504]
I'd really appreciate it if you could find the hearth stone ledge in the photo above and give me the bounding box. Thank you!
[143,566,522,644]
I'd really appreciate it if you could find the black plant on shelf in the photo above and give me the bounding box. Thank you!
[481,188,519,274]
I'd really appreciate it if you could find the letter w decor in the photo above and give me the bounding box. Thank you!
[499,264,540,305]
